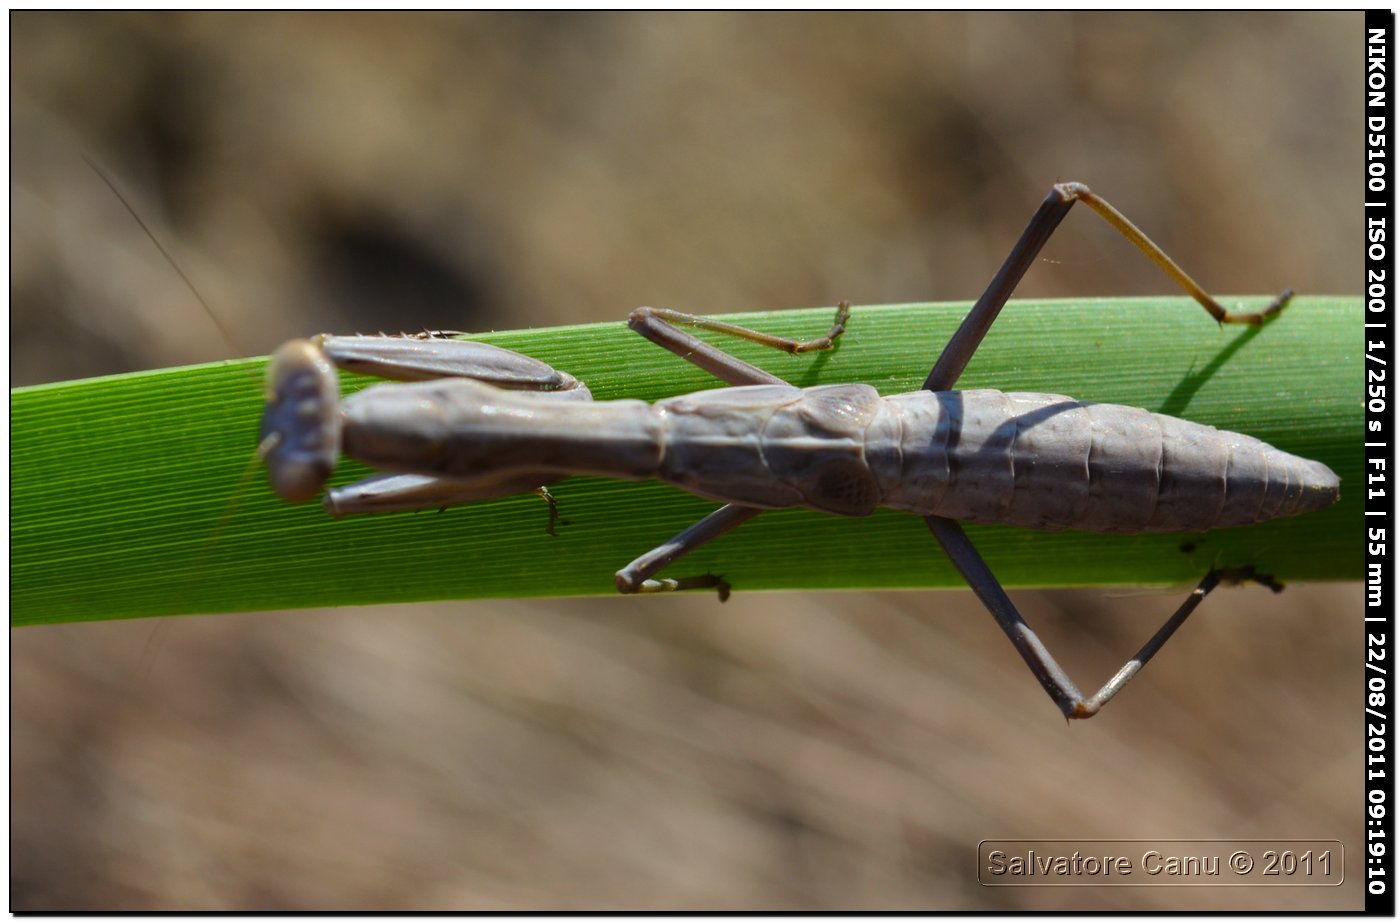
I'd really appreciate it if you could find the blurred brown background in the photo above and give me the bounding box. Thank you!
[11,12,1362,910]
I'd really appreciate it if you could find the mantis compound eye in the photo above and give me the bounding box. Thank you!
[261,339,341,503]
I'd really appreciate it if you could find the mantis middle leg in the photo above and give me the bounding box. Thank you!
[613,303,850,597]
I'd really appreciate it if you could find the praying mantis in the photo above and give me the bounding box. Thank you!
[258,182,1340,719]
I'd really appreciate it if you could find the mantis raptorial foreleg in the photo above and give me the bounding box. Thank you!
[314,333,593,393]
[262,333,591,520]
[325,473,564,534]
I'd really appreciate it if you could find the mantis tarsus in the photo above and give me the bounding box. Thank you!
[258,182,1340,720]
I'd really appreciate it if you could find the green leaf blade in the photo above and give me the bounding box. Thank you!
[12,297,1360,625]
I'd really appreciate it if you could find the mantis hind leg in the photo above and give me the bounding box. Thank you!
[923,182,1293,392]
[926,515,1278,719]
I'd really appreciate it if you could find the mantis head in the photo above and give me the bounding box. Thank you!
[260,339,341,503]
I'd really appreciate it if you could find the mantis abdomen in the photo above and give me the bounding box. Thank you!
[335,377,1338,535]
